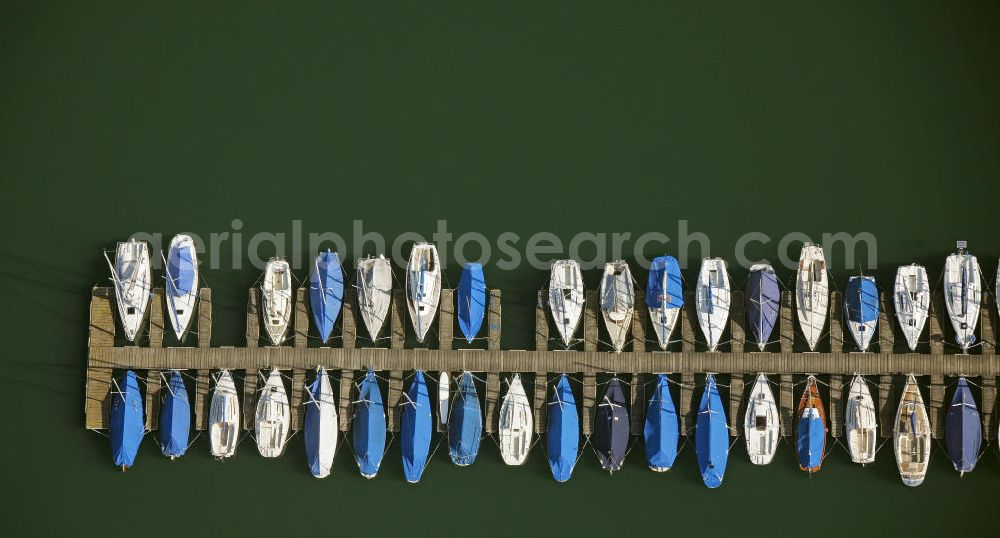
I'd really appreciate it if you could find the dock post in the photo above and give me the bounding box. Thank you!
[290,369,305,430]
[828,375,843,438]
[581,374,596,436]
[488,289,502,351]
[535,290,548,351]
[338,370,354,432]
[878,375,894,438]
[386,370,403,432]
[981,293,996,354]
[194,369,209,431]
[246,289,260,347]
[86,287,115,429]
[149,288,164,347]
[681,292,697,352]
[294,287,308,348]
[928,292,946,355]
[583,290,599,351]
[341,288,357,349]
[729,374,743,437]
[632,290,646,352]
[828,291,844,353]
[929,374,945,440]
[729,290,745,352]
[630,373,644,433]
[197,288,212,347]
[144,370,161,431]
[484,373,500,434]
[534,372,549,434]
[391,290,406,349]
[242,369,257,430]
[679,373,695,435]
[438,289,454,350]
[982,376,996,441]
[779,374,793,437]
[878,291,894,354]
[780,290,795,353]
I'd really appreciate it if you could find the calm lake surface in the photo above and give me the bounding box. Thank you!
[2,2,998,535]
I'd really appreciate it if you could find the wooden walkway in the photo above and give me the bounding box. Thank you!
[86,286,1000,442]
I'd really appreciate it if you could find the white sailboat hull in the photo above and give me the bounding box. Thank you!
[943,253,981,351]
[549,260,584,348]
[893,264,929,351]
[795,244,828,351]
[600,261,634,352]
[743,373,779,465]
[255,368,290,458]
[894,375,930,486]
[262,258,292,346]
[307,368,338,478]
[165,234,199,341]
[648,306,680,350]
[209,370,240,458]
[113,239,152,342]
[696,258,730,351]
[405,243,442,343]
[438,371,449,426]
[847,318,877,352]
[845,374,877,465]
[498,374,534,465]
[357,255,392,341]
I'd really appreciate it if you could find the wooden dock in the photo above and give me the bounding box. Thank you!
[86,286,1000,441]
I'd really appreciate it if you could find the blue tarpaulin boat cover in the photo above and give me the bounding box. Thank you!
[696,374,728,488]
[945,377,982,474]
[646,256,684,309]
[448,372,483,465]
[845,276,879,323]
[644,374,679,471]
[159,371,190,458]
[547,374,579,482]
[167,246,196,296]
[457,263,487,343]
[796,409,825,470]
[310,250,345,344]
[593,378,629,471]
[110,370,144,468]
[354,370,387,478]
[746,268,780,347]
[401,371,433,482]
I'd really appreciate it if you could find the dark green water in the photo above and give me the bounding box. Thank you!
[2,1,999,535]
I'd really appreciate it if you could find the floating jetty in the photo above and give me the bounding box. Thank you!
[85,284,999,449]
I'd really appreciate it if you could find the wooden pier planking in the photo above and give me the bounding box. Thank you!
[242,369,257,431]
[535,290,548,351]
[728,374,743,437]
[198,288,212,347]
[341,288,357,349]
[580,373,595,436]
[386,370,403,432]
[982,376,996,441]
[583,290,599,352]
[981,293,996,355]
[780,291,795,353]
[484,373,500,434]
[290,369,305,430]
[681,292,697,352]
[928,293,947,355]
[391,290,406,349]
[294,287,308,348]
[144,370,161,431]
[929,374,945,440]
[679,373,694,435]
[878,291,894,354]
[828,291,844,353]
[194,369,209,431]
[438,289,454,350]
[828,374,843,438]
[488,290,502,351]
[246,289,259,347]
[535,372,549,434]
[631,290,646,352]
[85,287,114,429]
[630,373,644,433]
[878,375,894,438]
[730,291,745,352]
[149,289,164,347]
[338,370,354,432]
[779,374,793,436]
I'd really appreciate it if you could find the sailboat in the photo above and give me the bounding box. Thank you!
[108,239,152,342]
[894,374,931,486]
[406,243,442,343]
[646,256,684,350]
[457,263,487,343]
[643,374,678,472]
[796,375,827,473]
[209,369,240,458]
[261,258,292,346]
[549,260,584,348]
[499,374,533,465]
[845,374,877,465]
[159,370,190,459]
[696,258,731,352]
[743,373,779,465]
[303,367,338,478]
[164,234,199,341]
[696,374,729,488]
[356,255,392,341]
[795,243,828,351]
[547,374,580,482]
[255,368,289,458]
[309,250,344,345]
[893,264,929,351]
[354,369,387,479]
[746,265,780,351]
[945,377,981,476]
[844,276,879,352]
[401,370,433,483]
[110,370,144,470]
[600,261,634,352]
[438,371,450,426]
[593,378,629,472]
[943,242,981,352]
[448,372,483,466]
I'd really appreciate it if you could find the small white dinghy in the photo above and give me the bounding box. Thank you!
[255,368,290,458]
[894,374,931,486]
[743,373,779,465]
[262,258,292,345]
[303,367,338,478]
[438,371,450,426]
[943,242,981,352]
[406,243,442,343]
[795,243,828,351]
[209,369,240,458]
[107,239,152,342]
[164,234,199,341]
[498,374,534,465]
[549,259,584,348]
[600,260,634,352]
[696,258,730,351]
[845,374,877,465]
[893,264,929,351]
[357,255,392,341]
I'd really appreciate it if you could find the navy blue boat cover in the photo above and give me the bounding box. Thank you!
[746,268,780,347]
[593,378,629,471]
[945,377,982,474]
